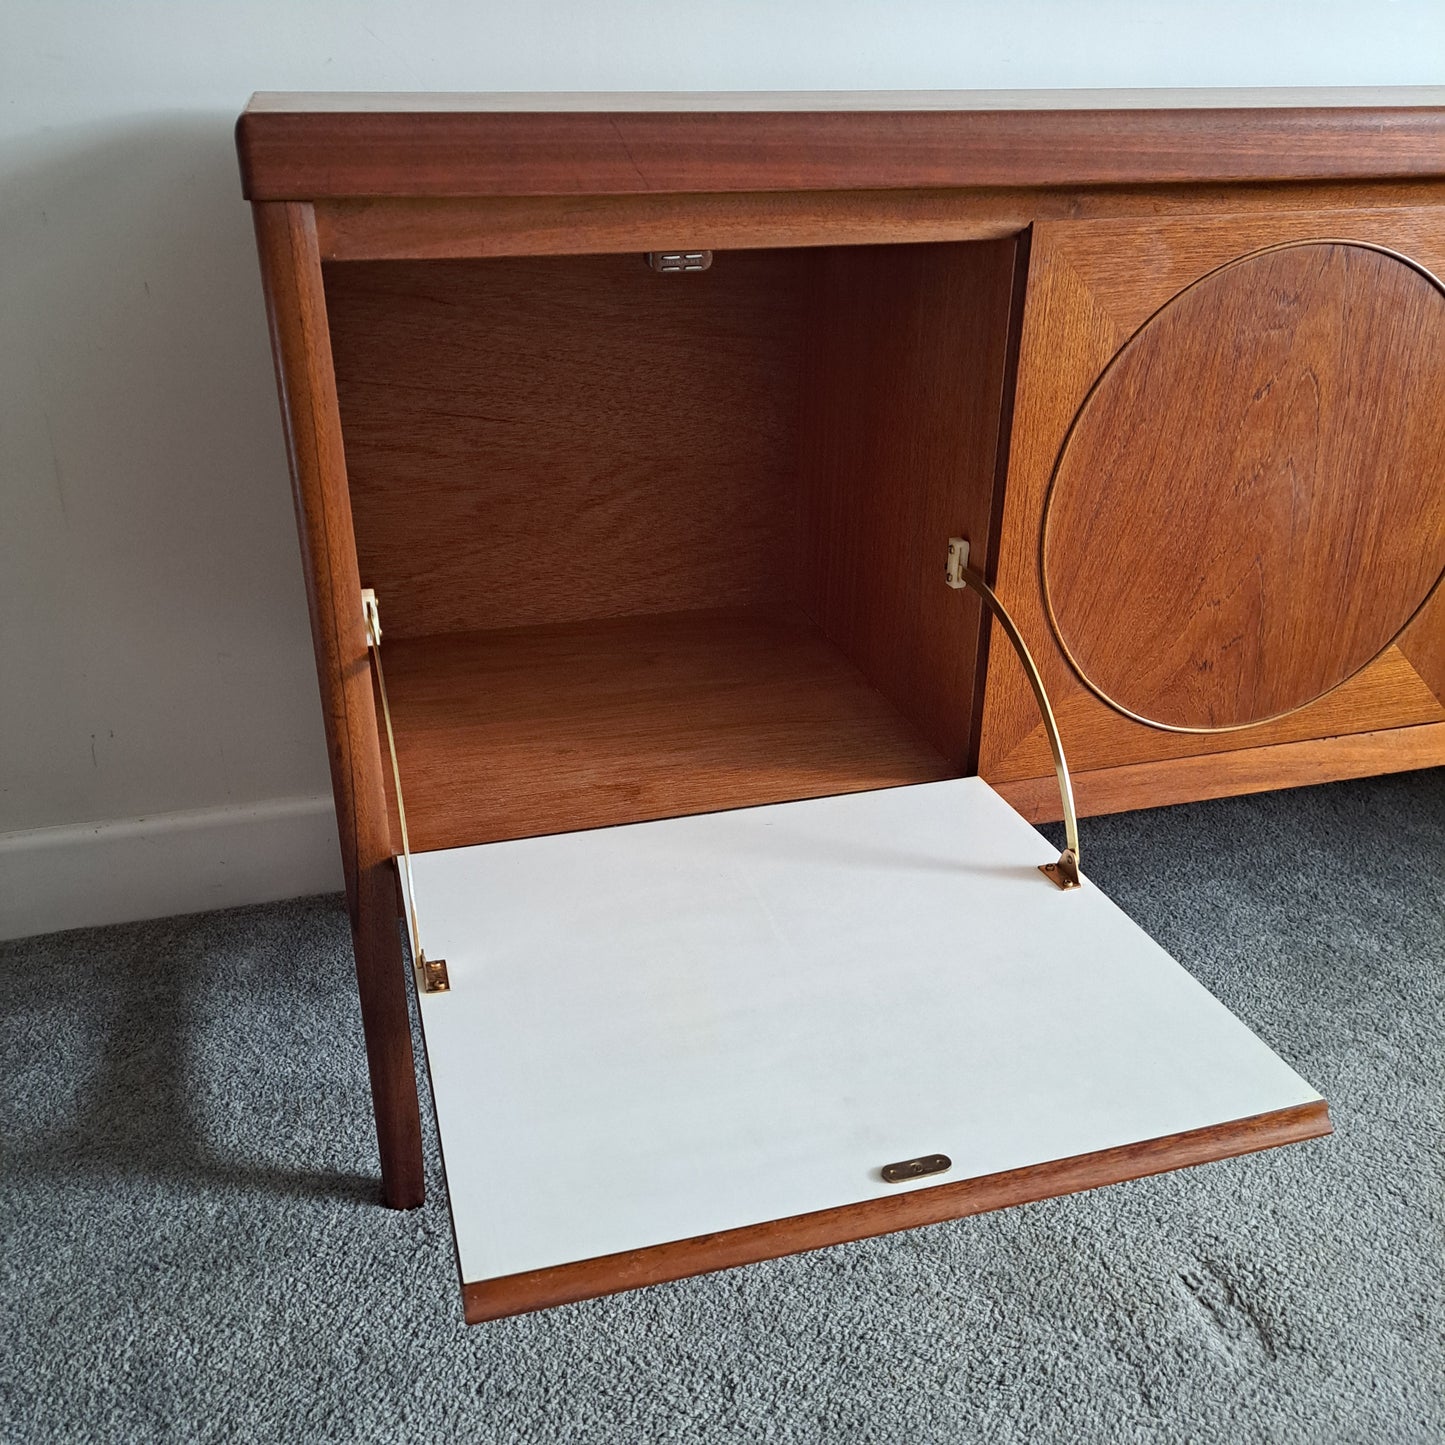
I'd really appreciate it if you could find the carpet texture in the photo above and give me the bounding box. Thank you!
[2,770,1442,1444]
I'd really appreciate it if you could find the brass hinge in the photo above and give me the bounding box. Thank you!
[416,952,451,994]
[362,587,451,994]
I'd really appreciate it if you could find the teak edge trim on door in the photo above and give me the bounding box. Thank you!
[238,99,1445,200]
[251,200,425,1209]
[461,1100,1330,1323]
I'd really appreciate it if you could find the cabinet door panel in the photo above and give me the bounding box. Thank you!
[982,208,1445,798]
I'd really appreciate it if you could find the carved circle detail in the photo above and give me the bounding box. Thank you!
[1042,241,1445,732]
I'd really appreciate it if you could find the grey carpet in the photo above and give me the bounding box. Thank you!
[2,770,1442,1444]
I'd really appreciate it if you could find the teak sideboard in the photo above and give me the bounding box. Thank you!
[238,91,1444,1322]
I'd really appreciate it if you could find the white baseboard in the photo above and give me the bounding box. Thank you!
[0,796,343,941]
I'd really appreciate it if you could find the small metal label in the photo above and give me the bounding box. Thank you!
[881,1153,952,1184]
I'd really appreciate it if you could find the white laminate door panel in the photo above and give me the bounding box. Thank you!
[407,778,1321,1286]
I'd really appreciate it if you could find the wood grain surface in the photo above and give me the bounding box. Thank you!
[1396,580,1445,708]
[312,182,1445,263]
[251,203,425,1209]
[995,721,1445,821]
[326,252,806,639]
[988,645,1445,785]
[236,95,1445,200]
[377,609,953,852]
[461,1099,1330,1322]
[795,239,1025,770]
[980,207,1445,795]
[332,242,1022,800]
[1042,241,1445,732]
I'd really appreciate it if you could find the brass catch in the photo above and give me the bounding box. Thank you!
[881,1153,953,1184]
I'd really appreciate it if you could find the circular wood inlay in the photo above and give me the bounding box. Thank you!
[1042,241,1445,731]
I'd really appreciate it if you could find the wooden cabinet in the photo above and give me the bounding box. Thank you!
[238,91,1445,1322]
[320,239,1023,847]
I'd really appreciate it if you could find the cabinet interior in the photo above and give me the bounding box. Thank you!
[323,237,1027,850]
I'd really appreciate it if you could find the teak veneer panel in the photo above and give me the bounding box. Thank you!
[796,238,1026,770]
[980,205,1445,790]
[1398,585,1445,707]
[988,645,1445,786]
[995,721,1445,822]
[377,609,953,852]
[238,90,1445,199]
[314,182,1445,263]
[327,253,805,639]
[1043,241,1445,731]
[463,1100,1330,1322]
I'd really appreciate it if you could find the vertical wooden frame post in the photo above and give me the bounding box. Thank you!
[251,201,425,1208]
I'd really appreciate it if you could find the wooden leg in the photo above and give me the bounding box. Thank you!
[353,858,425,1209]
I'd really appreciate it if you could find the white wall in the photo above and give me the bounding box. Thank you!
[3,1,1443,938]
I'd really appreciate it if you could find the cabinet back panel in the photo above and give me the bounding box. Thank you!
[325,253,806,638]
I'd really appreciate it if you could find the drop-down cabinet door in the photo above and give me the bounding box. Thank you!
[407,779,1329,1323]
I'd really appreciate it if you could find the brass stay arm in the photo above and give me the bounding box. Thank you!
[362,589,451,993]
[945,539,1082,890]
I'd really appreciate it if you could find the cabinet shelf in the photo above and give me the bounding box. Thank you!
[379,607,955,853]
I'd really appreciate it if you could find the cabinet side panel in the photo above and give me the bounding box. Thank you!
[251,202,424,1208]
[795,238,1025,769]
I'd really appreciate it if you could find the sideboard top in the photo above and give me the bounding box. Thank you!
[237,88,1445,200]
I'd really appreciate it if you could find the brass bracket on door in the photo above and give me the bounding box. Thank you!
[881,1153,953,1183]
[362,588,451,993]
[945,539,1082,890]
